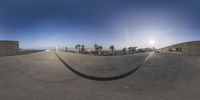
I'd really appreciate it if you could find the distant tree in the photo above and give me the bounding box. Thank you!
[128,47,137,54]
[99,46,103,55]
[65,47,68,52]
[94,44,99,55]
[75,44,81,53]
[131,47,137,53]
[75,45,78,52]
[94,44,103,55]
[122,47,127,55]
[81,45,85,54]
[128,47,132,54]
[109,45,115,55]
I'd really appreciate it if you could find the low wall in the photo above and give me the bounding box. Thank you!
[0,41,19,56]
[159,41,200,56]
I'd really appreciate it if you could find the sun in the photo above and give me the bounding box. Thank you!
[149,39,155,45]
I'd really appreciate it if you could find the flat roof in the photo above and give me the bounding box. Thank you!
[0,40,19,42]
[160,41,200,49]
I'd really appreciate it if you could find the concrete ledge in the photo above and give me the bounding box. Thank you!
[0,40,19,56]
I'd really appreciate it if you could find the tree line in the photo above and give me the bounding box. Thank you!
[65,44,137,56]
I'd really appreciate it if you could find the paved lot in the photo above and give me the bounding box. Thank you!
[57,52,150,77]
[0,51,200,100]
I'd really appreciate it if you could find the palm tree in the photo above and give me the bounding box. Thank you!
[81,45,85,54]
[109,45,115,55]
[94,44,99,55]
[99,46,103,55]
[75,44,81,53]
[122,47,127,55]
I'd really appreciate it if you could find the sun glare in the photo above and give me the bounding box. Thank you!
[149,39,155,45]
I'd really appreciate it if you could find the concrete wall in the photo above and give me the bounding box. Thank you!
[159,41,200,56]
[0,41,19,56]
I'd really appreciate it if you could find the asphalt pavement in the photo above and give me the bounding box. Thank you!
[0,51,199,100]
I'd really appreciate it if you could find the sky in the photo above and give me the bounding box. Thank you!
[0,0,200,50]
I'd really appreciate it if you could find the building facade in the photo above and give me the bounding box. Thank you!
[0,40,19,56]
[159,41,200,56]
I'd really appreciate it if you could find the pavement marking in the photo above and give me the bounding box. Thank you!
[55,52,154,81]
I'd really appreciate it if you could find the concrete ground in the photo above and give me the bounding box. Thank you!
[0,51,200,100]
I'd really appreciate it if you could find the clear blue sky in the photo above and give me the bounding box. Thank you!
[0,0,200,49]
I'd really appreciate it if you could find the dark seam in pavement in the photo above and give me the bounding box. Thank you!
[55,52,153,81]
